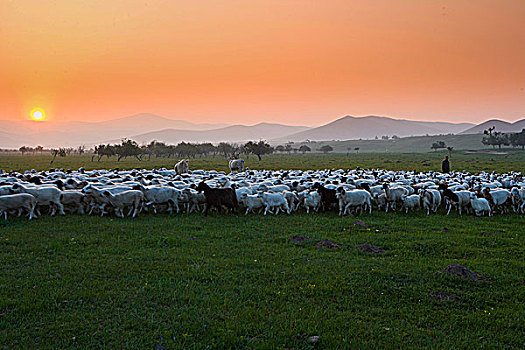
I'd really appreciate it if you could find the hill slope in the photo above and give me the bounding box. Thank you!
[126,123,311,144]
[460,119,525,134]
[275,115,474,142]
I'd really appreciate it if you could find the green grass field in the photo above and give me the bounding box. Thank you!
[1,153,524,349]
[2,150,525,173]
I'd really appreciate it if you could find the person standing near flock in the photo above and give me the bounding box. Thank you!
[442,156,450,173]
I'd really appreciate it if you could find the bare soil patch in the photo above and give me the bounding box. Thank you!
[441,263,488,282]
[315,239,342,250]
[355,243,386,254]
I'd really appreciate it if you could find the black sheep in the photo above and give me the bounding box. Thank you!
[312,182,337,211]
[195,181,238,216]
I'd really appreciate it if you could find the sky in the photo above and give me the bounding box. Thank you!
[1,0,524,126]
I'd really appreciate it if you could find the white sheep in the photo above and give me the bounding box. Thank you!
[0,194,37,220]
[229,159,245,172]
[260,192,290,215]
[240,193,265,215]
[10,183,65,216]
[401,194,421,213]
[136,185,182,214]
[469,193,491,216]
[304,191,321,214]
[60,190,87,215]
[336,189,372,216]
[103,190,144,218]
[174,159,189,175]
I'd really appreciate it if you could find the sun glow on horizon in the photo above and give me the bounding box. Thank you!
[31,108,45,121]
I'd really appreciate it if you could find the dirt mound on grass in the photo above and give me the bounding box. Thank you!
[429,291,461,302]
[289,235,311,243]
[355,243,386,254]
[441,264,488,282]
[315,239,342,250]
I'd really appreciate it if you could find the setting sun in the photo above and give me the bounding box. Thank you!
[31,108,45,121]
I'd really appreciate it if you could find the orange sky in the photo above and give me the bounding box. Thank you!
[1,0,524,126]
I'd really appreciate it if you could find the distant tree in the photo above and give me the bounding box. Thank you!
[285,144,292,154]
[299,145,311,154]
[318,145,333,154]
[50,148,66,165]
[217,142,235,158]
[381,135,389,140]
[19,146,28,155]
[113,139,142,161]
[482,130,509,149]
[244,140,273,161]
[93,144,116,162]
[275,145,285,153]
[391,135,399,139]
[355,147,360,154]
[35,145,44,154]
[431,141,447,151]
[484,126,496,136]
[509,129,525,150]
[447,146,454,157]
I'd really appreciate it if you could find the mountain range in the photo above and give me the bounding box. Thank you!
[459,119,525,135]
[274,115,474,142]
[0,113,523,149]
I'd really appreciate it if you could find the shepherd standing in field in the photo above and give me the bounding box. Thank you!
[442,156,450,173]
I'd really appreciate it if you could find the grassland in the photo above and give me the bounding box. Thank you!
[2,150,525,173]
[0,153,524,349]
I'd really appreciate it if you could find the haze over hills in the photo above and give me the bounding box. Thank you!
[460,118,525,135]
[274,115,475,142]
[1,113,523,150]
[115,123,310,145]
[0,114,231,148]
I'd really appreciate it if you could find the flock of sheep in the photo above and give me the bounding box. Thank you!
[0,159,524,220]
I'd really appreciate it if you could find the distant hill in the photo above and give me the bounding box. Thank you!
[124,123,311,144]
[274,115,474,142]
[460,119,525,134]
[0,113,231,148]
[287,133,486,153]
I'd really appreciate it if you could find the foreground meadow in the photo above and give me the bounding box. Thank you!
[1,212,524,348]
[0,153,524,348]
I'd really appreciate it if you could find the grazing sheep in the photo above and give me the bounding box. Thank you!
[470,193,491,216]
[401,194,420,213]
[10,183,65,216]
[60,190,87,215]
[133,185,182,214]
[103,190,144,218]
[382,184,409,212]
[304,191,321,214]
[336,189,372,216]
[240,193,265,215]
[229,159,245,172]
[180,188,206,214]
[421,189,442,215]
[312,182,338,211]
[510,187,525,213]
[483,188,511,213]
[0,193,37,220]
[439,184,471,215]
[195,181,238,216]
[260,192,290,215]
[174,159,189,175]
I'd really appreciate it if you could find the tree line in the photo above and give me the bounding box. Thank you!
[481,127,525,150]
[92,139,275,162]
